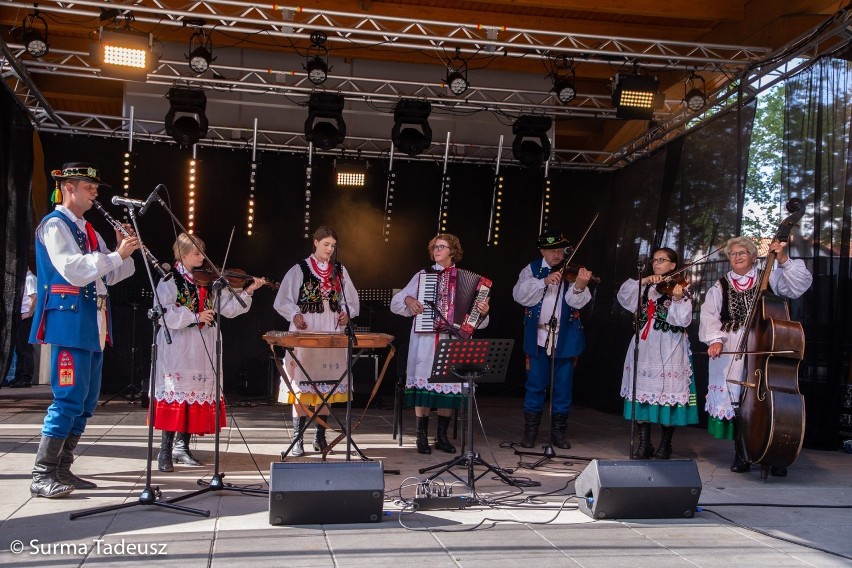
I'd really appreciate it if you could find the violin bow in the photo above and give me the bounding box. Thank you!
[564,212,599,265]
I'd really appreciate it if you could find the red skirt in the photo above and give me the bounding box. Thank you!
[152,399,226,434]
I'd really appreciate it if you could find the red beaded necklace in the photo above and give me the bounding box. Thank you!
[309,256,334,294]
[731,271,755,292]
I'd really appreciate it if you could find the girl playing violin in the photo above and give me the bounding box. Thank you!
[153,233,265,472]
[617,247,699,460]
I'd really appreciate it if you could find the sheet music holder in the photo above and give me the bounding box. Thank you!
[419,338,516,492]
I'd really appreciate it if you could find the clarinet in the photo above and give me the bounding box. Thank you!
[91,199,172,281]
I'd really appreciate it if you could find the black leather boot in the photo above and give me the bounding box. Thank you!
[654,426,675,459]
[520,412,542,448]
[173,432,204,465]
[632,422,654,459]
[288,416,306,457]
[158,431,175,472]
[56,434,97,489]
[415,416,431,454]
[31,435,75,498]
[730,451,751,473]
[551,414,572,449]
[313,423,331,453]
[434,415,456,453]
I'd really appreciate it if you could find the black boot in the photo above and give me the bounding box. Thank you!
[434,415,456,453]
[287,416,306,458]
[31,435,75,498]
[551,414,572,449]
[730,452,751,473]
[313,423,331,453]
[158,431,175,472]
[520,412,542,448]
[654,426,675,459]
[415,416,431,454]
[56,434,97,489]
[632,422,654,459]
[173,432,204,465]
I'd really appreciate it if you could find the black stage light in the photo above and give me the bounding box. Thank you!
[335,159,367,187]
[611,73,664,120]
[552,66,576,104]
[446,70,468,96]
[305,56,328,85]
[93,28,155,81]
[305,93,346,150]
[684,73,707,112]
[391,99,432,157]
[165,87,208,146]
[22,11,49,57]
[187,29,215,74]
[512,115,552,168]
[304,30,331,85]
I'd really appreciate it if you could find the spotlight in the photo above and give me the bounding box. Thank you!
[93,28,155,81]
[446,70,468,96]
[611,73,664,120]
[305,93,346,151]
[305,56,328,85]
[186,29,215,74]
[304,30,331,85]
[551,62,576,104]
[165,87,208,146]
[391,99,432,157]
[335,159,367,187]
[22,11,49,58]
[684,72,707,112]
[511,115,552,168]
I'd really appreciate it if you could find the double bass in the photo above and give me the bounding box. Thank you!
[733,198,807,480]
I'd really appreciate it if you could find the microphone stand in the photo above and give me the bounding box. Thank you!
[333,256,358,460]
[629,256,646,459]
[71,202,209,519]
[143,199,266,502]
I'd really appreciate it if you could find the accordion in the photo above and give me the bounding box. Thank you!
[414,268,492,338]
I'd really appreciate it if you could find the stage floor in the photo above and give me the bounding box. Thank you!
[1,386,850,567]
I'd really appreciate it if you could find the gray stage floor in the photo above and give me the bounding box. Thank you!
[1,386,850,567]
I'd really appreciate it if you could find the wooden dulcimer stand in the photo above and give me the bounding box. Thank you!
[263,331,395,461]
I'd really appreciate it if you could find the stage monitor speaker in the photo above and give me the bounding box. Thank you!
[269,461,384,525]
[574,459,701,520]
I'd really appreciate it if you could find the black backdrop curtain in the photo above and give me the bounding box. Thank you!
[0,89,34,382]
[781,56,852,449]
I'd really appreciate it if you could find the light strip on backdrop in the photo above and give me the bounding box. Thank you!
[437,132,451,233]
[247,118,257,237]
[304,142,313,239]
[383,143,396,242]
[188,156,197,234]
[487,135,504,246]
[539,150,552,233]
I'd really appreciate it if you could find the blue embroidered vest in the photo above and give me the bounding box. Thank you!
[522,260,585,358]
[29,210,109,351]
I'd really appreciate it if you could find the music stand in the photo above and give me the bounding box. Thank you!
[418,338,516,493]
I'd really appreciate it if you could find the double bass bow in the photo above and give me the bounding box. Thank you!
[732,198,807,480]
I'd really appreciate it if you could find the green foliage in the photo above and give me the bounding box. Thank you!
[743,84,784,239]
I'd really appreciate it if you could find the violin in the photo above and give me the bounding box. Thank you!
[655,274,691,298]
[556,261,602,284]
[192,265,280,290]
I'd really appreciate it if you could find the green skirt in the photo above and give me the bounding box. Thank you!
[622,372,699,426]
[405,387,463,410]
[707,416,735,440]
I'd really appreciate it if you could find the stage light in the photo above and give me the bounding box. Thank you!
[305,56,328,85]
[391,99,432,157]
[93,28,155,81]
[304,30,331,86]
[512,115,552,168]
[611,73,664,120]
[165,87,208,146]
[304,93,346,151]
[22,11,49,58]
[335,159,367,187]
[684,72,707,112]
[446,70,468,96]
[552,64,576,104]
[187,29,215,74]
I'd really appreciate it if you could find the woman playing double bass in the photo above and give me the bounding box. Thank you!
[699,236,811,476]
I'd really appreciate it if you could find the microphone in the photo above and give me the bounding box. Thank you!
[331,248,339,279]
[139,184,165,216]
[111,195,145,209]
